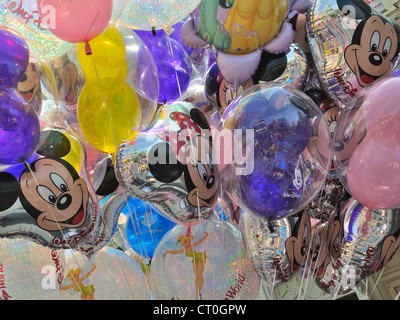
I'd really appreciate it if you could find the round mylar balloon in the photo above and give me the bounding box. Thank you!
[217,83,331,221]
[0,128,101,251]
[241,210,311,286]
[151,220,261,300]
[333,77,400,210]
[307,0,400,105]
[0,238,72,300]
[121,0,200,32]
[115,101,218,227]
[62,246,151,299]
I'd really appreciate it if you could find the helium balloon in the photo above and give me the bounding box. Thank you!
[62,246,151,300]
[116,102,218,227]
[307,0,400,105]
[0,238,74,300]
[315,197,400,295]
[35,0,113,43]
[125,196,176,259]
[217,83,331,221]
[0,2,73,60]
[135,30,192,103]
[333,77,400,210]
[0,128,101,251]
[121,0,201,32]
[181,0,311,87]
[77,27,128,81]
[241,210,311,286]
[77,77,141,154]
[151,220,261,300]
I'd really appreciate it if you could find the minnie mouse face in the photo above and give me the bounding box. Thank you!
[345,15,399,87]
[149,109,218,208]
[19,158,89,231]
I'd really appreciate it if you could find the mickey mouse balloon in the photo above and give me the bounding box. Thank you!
[0,128,100,251]
[307,0,400,105]
[115,101,218,227]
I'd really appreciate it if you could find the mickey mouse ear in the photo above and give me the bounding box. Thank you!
[36,130,71,159]
[0,172,19,211]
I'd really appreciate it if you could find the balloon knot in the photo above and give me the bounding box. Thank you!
[85,40,92,55]
[366,209,371,222]
[152,27,156,36]
[185,226,191,237]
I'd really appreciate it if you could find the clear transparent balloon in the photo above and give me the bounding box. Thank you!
[217,83,332,221]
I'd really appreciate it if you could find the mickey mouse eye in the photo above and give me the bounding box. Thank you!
[225,88,233,106]
[50,173,69,193]
[206,153,214,173]
[37,185,57,204]
[370,30,380,52]
[197,162,208,182]
[383,37,392,58]
[342,123,354,143]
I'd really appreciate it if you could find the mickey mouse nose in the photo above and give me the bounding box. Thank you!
[332,141,344,152]
[369,53,383,66]
[206,175,215,189]
[57,194,72,210]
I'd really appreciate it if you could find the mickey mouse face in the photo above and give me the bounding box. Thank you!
[20,158,89,231]
[17,63,41,103]
[345,15,398,87]
[218,78,255,111]
[55,62,78,105]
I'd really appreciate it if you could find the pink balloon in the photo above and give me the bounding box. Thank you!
[36,0,113,43]
[347,77,400,210]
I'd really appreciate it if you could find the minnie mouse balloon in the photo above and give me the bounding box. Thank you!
[0,128,101,251]
[115,101,218,227]
[307,0,400,105]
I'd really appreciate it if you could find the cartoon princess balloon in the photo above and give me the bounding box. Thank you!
[182,0,311,87]
[163,230,209,299]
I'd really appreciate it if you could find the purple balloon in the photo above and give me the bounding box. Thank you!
[135,30,192,103]
[0,90,40,165]
[0,28,30,89]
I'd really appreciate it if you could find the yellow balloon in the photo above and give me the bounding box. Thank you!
[63,133,83,174]
[78,77,141,153]
[77,27,128,81]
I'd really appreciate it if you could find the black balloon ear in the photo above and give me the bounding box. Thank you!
[36,130,71,159]
[337,0,371,21]
[0,172,20,211]
[205,63,222,97]
[96,161,120,196]
[252,51,287,83]
[148,142,184,183]
[190,108,210,130]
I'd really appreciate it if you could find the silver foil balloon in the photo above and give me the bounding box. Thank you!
[314,196,400,295]
[115,101,218,227]
[0,128,101,252]
[307,0,400,105]
[241,210,312,286]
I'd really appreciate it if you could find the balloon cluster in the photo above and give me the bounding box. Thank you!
[1,0,400,301]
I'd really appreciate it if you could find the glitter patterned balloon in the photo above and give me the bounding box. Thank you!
[120,0,201,32]
[150,220,261,300]
[62,247,152,300]
[241,210,312,287]
[0,238,72,300]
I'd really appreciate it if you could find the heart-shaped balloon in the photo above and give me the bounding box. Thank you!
[115,101,218,227]
[307,0,400,105]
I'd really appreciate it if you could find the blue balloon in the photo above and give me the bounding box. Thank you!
[125,197,176,259]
